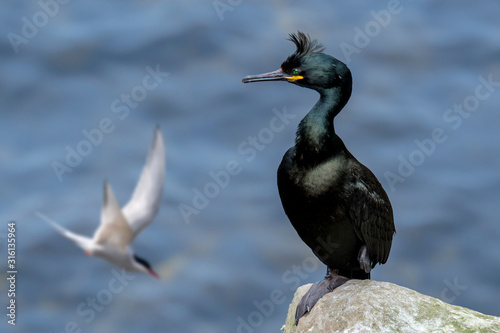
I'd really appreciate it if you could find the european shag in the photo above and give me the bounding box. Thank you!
[242,32,395,324]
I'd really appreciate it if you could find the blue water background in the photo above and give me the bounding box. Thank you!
[0,1,499,332]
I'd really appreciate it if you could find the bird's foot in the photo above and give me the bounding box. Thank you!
[295,269,349,325]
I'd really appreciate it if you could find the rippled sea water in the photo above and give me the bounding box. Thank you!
[1,1,499,332]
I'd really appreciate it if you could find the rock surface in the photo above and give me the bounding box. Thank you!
[282,280,500,333]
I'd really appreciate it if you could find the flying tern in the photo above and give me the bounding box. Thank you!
[39,127,165,278]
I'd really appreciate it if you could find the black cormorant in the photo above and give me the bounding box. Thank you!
[242,31,395,324]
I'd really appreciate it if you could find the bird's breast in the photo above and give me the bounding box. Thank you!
[280,153,347,199]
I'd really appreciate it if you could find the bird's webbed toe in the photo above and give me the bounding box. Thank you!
[294,268,349,325]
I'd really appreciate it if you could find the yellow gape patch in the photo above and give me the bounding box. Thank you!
[285,75,304,81]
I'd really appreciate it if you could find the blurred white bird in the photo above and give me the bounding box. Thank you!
[38,127,165,278]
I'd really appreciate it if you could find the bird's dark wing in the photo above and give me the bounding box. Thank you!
[346,166,395,266]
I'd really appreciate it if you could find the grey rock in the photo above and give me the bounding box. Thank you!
[282,280,500,333]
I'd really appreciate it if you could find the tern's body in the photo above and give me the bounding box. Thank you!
[40,127,165,277]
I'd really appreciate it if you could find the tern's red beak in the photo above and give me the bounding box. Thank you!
[149,269,160,279]
[85,251,91,256]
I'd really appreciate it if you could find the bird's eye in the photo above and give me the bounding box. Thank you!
[292,69,299,75]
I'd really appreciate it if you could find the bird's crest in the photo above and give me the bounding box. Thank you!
[282,31,324,70]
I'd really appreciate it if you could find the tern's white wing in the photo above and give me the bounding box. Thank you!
[122,126,165,237]
[37,211,94,253]
[93,181,133,251]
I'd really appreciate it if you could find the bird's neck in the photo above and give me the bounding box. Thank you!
[295,87,350,163]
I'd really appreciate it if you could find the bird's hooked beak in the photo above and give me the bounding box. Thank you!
[242,68,303,83]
